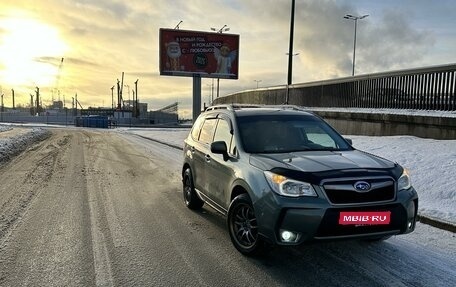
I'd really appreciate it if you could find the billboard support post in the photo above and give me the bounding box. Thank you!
[192,75,202,122]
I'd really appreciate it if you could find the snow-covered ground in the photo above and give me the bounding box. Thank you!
[1,123,455,225]
[0,125,51,163]
[119,127,456,226]
[0,125,13,133]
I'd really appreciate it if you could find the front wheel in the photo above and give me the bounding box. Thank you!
[228,194,268,255]
[183,168,204,210]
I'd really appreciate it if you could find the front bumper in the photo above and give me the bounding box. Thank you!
[255,187,418,246]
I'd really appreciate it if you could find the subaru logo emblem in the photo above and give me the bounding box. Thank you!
[354,181,371,192]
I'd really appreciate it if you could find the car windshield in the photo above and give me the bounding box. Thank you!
[237,114,352,153]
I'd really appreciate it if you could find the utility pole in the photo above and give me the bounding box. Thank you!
[111,86,115,110]
[116,79,121,110]
[286,0,296,105]
[120,72,124,109]
[35,87,40,115]
[132,90,135,117]
[287,0,296,86]
[0,93,3,122]
[134,79,139,118]
[12,89,15,109]
[30,94,34,115]
[116,73,125,110]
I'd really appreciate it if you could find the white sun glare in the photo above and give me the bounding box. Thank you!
[0,13,68,87]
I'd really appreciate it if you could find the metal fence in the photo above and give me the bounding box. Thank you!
[216,64,456,111]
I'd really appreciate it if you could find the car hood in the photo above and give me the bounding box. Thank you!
[249,150,396,173]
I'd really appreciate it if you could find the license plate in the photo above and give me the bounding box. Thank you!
[339,211,391,225]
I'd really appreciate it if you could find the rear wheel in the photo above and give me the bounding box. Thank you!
[228,194,268,255]
[183,168,204,210]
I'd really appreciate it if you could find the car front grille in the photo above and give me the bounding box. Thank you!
[322,177,396,205]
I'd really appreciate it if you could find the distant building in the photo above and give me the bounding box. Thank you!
[148,102,178,124]
[123,100,147,118]
[76,101,178,125]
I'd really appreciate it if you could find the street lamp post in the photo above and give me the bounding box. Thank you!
[344,14,369,76]
[111,86,114,110]
[211,24,230,33]
[210,25,230,98]
[134,79,139,118]
[285,0,296,105]
[287,0,296,86]
[254,80,262,89]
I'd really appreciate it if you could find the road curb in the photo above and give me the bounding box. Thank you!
[417,214,456,233]
[134,134,183,150]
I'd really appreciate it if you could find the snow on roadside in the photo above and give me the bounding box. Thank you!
[0,125,13,133]
[348,135,456,225]
[0,128,51,163]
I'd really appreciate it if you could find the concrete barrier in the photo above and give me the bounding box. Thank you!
[313,110,456,139]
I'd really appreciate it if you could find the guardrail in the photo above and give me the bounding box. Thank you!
[214,63,456,111]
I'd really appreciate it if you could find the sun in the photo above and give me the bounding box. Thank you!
[0,12,68,88]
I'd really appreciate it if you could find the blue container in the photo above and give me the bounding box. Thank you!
[75,116,108,128]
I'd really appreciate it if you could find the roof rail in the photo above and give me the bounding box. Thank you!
[205,104,260,111]
[205,104,310,112]
[205,105,231,111]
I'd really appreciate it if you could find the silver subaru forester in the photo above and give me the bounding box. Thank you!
[182,105,418,255]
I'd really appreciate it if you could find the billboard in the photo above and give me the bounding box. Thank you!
[159,28,239,79]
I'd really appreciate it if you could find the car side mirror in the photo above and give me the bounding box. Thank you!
[345,138,353,145]
[211,141,229,161]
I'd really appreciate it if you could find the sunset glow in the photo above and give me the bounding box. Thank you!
[0,13,68,87]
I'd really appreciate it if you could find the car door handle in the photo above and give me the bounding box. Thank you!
[205,154,211,162]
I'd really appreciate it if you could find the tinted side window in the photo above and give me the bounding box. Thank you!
[199,118,217,144]
[213,119,235,154]
[191,116,205,140]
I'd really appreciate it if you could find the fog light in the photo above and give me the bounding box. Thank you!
[280,230,299,243]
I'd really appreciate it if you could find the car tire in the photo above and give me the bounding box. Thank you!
[183,168,204,210]
[228,193,269,256]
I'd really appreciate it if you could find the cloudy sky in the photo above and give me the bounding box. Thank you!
[0,0,455,118]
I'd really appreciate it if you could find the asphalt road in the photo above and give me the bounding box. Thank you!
[0,129,455,287]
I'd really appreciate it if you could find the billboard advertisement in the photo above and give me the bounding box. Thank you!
[159,28,239,79]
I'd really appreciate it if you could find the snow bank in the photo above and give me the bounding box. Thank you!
[0,128,51,163]
[0,125,13,133]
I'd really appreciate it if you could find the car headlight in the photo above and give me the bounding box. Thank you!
[264,171,317,197]
[398,169,412,190]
